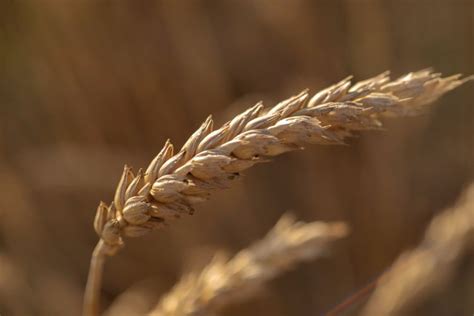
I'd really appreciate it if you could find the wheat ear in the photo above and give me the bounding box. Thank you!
[83,69,471,316]
[150,214,348,316]
[362,184,474,316]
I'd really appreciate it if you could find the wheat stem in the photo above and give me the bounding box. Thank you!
[83,240,108,316]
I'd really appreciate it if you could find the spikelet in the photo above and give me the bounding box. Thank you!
[93,202,108,236]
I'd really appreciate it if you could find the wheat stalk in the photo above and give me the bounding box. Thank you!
[83,69,471,316]
[362,184,474,316]
[150,214,348,316]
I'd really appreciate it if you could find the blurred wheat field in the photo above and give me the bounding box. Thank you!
[0,1,473,315]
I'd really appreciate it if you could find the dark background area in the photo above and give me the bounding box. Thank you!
[0,0,473,315]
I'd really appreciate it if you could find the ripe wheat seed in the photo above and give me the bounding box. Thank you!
[150,214,348,316]
[84,69,472,316]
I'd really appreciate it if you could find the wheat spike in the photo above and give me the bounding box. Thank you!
[150,214,348,316]
[83,69,471,316]
[362,184,474,316]
[95,69,471,255]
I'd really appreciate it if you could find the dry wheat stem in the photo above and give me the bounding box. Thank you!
[84,240,108,316]
[362,184,474,316]
[83,69,471,316]
[150,214,348,316]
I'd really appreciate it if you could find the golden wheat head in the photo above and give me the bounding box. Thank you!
[151,214,348,316]
[93,69,471,255]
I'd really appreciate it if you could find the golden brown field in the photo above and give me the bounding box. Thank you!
[1,1,473,316]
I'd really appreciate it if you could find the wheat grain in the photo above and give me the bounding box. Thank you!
[83,69,471,316]
[362,184,474,316]
[150,214,348,316]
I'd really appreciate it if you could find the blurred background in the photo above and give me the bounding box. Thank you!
[0,0,473,315]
